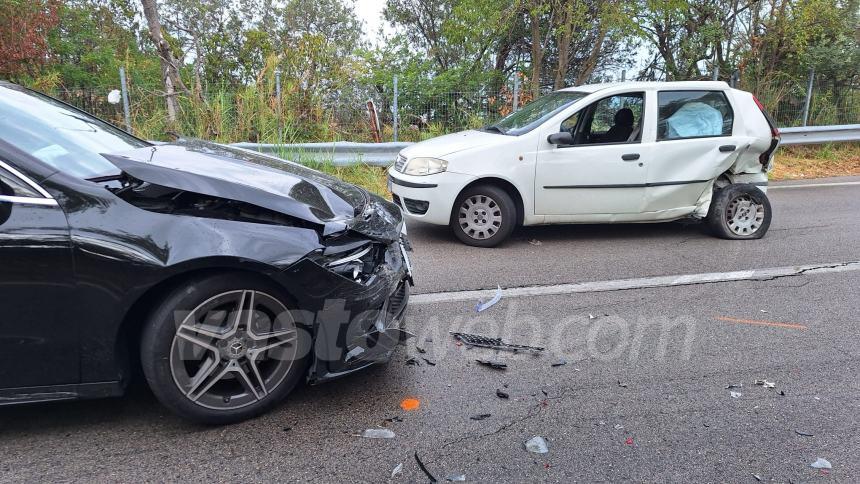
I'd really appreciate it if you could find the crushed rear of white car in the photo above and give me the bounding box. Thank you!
[388,81,780,247]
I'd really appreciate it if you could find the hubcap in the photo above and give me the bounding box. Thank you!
[726,195,765,236]
[458,195,502,240]
[169,290,298,411]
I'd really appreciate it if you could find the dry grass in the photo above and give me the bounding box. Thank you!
[771,143,860,180]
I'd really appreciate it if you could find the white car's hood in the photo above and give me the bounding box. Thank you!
[401,129,508,159]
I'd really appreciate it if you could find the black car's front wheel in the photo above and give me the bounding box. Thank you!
[141,272,309,424]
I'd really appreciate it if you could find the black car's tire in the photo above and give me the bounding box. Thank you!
[450,184,516,247]
[706,184,772,240]
[140,272,310,425]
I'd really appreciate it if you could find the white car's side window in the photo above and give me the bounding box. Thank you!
[559,92,645,146]
[657,90,734,140]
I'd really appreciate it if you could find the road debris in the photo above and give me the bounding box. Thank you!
[726,383,743,389]
[385,416,404,423]
[589,313,597,320]
[415,451,437,482]
[405,357,420,366]
[625,437,634,445]
[795,430,814,437]
[445,474,466,481]
[496,389,510,399]
[614,424,624,430]
[391,463,403,478]
[422,357,437,366]
[528,239,542,246]
[754,379,776,388]
[361,428,395,439]
[470,413,491,421]
[810,458,832,469]
[416,346,427,354]
[450,332,545,353]
[524,436,549,454]
[476,359,507,370]
[730,391,743,398]
[476,285,503,312]
[551,358,567,367]
[400,398,420,411]
[752,473,762,481]
[617,380,628,388]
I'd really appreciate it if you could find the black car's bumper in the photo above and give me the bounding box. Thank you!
[276,233,412,383]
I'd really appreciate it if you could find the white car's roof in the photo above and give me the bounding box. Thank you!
[558,81,732,94]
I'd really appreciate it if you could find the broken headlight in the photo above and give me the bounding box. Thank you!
[316,241,381,283]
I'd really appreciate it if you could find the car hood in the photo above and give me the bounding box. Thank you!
[102,141,401,242]
[400,129,508,159]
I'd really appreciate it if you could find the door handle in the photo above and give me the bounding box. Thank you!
[621,153,640,161]
[719,145,736,152]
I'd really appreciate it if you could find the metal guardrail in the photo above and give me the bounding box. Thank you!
[231,124,860,166]
[779,124,860,145]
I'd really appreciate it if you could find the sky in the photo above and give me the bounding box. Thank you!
[353,0,390,44]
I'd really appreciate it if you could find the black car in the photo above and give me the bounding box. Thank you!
[0,82,412,424]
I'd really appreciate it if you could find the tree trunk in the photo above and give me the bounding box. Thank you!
[554,7,572,90]
[141,0,185,128]
[575,26,607,85]
[530,6,544,97]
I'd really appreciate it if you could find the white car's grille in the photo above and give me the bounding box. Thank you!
[395,154,407,172]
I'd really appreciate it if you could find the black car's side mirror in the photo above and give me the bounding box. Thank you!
[547,132,574,146]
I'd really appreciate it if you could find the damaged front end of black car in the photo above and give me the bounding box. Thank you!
[0,81,414,424]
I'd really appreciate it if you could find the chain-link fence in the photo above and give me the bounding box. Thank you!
[49,74,859,143]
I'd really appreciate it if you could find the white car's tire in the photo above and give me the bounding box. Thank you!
[706,184,772,240]
[450,184,516,247]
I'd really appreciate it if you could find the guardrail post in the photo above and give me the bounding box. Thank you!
[392,75,399,142]
[119,67,132,133]
[512,73,520,112]
[621,70,626,82]
[801,68,814,127]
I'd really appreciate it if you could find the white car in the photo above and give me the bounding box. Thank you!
[388,81,781,247]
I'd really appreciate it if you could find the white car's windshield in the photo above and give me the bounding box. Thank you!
[486,91,587,136]
[0,84,149,179]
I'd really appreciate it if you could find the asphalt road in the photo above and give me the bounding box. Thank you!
[1,177,858,483]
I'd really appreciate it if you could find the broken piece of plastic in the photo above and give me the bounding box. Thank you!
[476,359,507,370]
[445,474,466,481]
[496,389,509,399]
[524,436,549,454]
[470,413,491,421]
[450,332,544,353]
[754,379,776,388]
[415,451,437,482]
[795,430,814,437]
[730,391,743,398]
[391,463,403,477]
[344,346,365,362]
[551,358,567,367]
[810,458,832,469]
[361,428,395,439]
[528,239,542,246]
[476,285,503,312]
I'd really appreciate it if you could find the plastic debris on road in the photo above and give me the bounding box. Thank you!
[405,357,420,366]
[625,437,634,445]
[614,424,624,430]
[551,358,567,367]
[524,436,549,454]
[730,391,743,398]
[810,458,832,469]
[755,379,776,388]
[476,285,503,312]
[617,380,628,388]
[795,430,814,437]
[725,383,743,389]
[470,413,491,421]
[400,398,420,411]
[445,474,466,481]
[528,239,542,246]
[422,357,437,366]
[450,332,545,353]
[752,473,762,481]
[414,452,437,482]
[476,359,507,370]
[496,389,510,399]
[361,428,395,439]
[391,463,403,478]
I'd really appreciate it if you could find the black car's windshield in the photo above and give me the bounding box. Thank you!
[0,84,148,179]
[486,91,588,136]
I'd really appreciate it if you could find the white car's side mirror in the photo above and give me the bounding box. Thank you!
[547,132,574,146]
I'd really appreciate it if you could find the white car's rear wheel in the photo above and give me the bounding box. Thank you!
[706,184,772,240]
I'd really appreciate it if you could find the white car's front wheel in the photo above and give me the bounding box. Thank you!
[450,184,516,247]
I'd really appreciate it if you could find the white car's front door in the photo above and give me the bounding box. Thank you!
[535,92,650,215]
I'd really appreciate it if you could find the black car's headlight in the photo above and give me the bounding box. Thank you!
[310,240,382,283]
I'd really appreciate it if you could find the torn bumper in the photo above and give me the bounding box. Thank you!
[277,230,412,384]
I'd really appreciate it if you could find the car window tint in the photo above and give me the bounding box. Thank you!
[657,90,733,140]
[0,167,40,198]
[0,85,149,179]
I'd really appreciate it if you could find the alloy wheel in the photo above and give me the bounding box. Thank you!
[169,290,298,411]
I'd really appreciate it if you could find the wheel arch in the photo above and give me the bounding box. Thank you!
[456,177,525,226]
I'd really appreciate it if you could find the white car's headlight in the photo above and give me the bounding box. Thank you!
[403,157,448,176]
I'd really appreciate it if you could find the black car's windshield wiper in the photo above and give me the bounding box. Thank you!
[482,125,508,135]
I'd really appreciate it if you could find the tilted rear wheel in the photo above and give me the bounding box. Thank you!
[706,184,772,240]
[141,273,309,424]
[450,184,516,247]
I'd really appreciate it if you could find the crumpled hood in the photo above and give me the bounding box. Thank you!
[400,129,507,159]
[102,140,402,242]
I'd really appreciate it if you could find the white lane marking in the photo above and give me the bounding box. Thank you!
[770,181,860,190]
[410,261,860,305]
